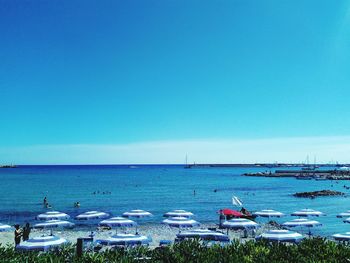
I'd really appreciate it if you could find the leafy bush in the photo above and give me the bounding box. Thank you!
[1,238,350,262]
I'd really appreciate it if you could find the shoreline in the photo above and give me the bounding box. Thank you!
[0,223,256,248]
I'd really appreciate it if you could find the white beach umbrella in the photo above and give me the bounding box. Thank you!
[163,210,194,218]
[34,220,74,229]
[122,210,152,234]
[221,218,260,230]
[36,211,70,221]
[96,233,152,246]
[122,209,152,218]
[162,216,200,228]
[99,217,137,233]
[282,218,321,236]
[75,211,109,221]
[176,229,230,242]
[256,230,304,243]
[291,209,324,217]
[0,223,11,232]
[333,232,350,241]
[253,209,285,218]
[34,219,74,235]
[282,218,321,228]
[16,235,67,251]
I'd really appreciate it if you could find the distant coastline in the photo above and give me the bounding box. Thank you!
[1,163,349,168]
[0,165,17,168]
[184,163,349,168]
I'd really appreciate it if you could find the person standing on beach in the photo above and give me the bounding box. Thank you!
[22,223,31,241]
[14,224,22,247]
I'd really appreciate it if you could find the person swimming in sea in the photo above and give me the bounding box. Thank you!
[43,196,48,206]
[74,202,80,208]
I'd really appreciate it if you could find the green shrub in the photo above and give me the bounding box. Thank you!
[1,238,350,263]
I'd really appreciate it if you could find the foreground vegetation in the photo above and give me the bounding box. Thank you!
[1,238,350,263]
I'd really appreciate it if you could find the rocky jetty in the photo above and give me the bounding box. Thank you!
[293,190,345,198]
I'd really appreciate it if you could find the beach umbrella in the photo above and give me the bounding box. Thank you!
[96,233,152,247]
[122,210,152,234]
[122,209,152,218]
[282,218,321,236]
[337,211,350,218]
[163,210,194,218]
[221,218,260,230]
[162,216,200,228]
[75,211,109,221]
[36,211,70,221]
[16,235,67,251]
[0,223,11,232]
[99,217,137,233]
[253,209,284,218]
[34,220,74,229]
[333,232,350,241]
[34,220,74,235]
[176,229,230,242]
[282,218,321,228]
[218,209,244,218]
[291,209,324,217]
[256,230,304,243]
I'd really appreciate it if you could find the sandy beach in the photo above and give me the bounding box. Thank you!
[0,223,270,248]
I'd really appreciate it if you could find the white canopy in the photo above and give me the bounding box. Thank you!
[253,209,284,218]
[162,217,200,228]
[291,209,324,217]
[75,211,109,221]
[256,230,304,243]
[97,233,152,246]
[99,217,137,228]
[221,218,260,230]
[16,235,67,251]
[163,210,194,218]
[36,211,70,221]
[122,210,152,218]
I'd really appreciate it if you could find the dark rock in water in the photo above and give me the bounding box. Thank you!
[293,190,345,198]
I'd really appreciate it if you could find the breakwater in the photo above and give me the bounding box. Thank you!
[242,169,350,180]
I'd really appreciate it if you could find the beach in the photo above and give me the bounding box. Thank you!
[0,165,349,240]
[0,223,261,248]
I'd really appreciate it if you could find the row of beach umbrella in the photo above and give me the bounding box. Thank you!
[5,207,350,251]
[34,209,193,221]
[12,209,192,251]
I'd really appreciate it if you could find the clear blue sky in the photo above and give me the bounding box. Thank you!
[0,1,349,163]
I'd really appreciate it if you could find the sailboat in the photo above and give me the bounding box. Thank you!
[184,155,191,169]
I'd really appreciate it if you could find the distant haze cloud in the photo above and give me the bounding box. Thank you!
[0,136,349,164]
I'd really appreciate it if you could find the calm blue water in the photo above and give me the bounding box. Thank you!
[0,165,349,237]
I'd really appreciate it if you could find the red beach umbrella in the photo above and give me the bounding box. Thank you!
[218,209,243,217]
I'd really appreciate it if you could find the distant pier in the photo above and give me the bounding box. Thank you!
[242,169,350,180]
[0,165,17,168]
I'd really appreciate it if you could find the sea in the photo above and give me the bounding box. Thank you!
[0,165,349,237]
